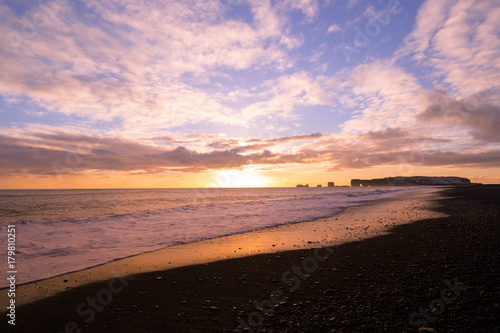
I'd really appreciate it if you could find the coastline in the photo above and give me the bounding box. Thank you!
[2,185,499,332]
[0,186,427,289]
[1,187,443,309]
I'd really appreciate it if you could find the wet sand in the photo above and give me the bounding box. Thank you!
[2,188,442,309]
[1,186,499,332]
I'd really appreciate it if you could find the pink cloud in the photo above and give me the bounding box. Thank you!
[0,0,306,133]
[417,89,500,142]
[1,128,499,179]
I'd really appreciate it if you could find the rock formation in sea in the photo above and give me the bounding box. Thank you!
[350,176,472,187]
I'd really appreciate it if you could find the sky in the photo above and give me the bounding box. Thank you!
[0,0,499,189]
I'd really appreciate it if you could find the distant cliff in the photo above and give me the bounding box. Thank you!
[351,176,472,187]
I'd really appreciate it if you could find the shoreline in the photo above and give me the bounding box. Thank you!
[1,187,443,310]
[2,185,499,332]
[0,186,427,288]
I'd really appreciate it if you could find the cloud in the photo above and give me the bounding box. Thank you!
[151,132,326,152]
[345,0,362,11]
[327,23,341,34]
[0,0,307,132]
[307,43,328,62]
[240,71,339,121]
[0,130,263,175]
[246,132,324,144]
[332,0,500,162]
[2,128,499,179]
[397,0,451,60]
[416,89,500,142]
[1,0,499,183]
[338,60,425,134]
[329,149,500,170]
[361,127,407,140]
[280,0,320,21]
[398,0,500,96]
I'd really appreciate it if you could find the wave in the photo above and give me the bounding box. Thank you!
[0,187,419,287]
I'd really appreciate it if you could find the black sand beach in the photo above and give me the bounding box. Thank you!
[2,185,499,332]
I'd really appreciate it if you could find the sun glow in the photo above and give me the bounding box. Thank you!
[211,170,269,188]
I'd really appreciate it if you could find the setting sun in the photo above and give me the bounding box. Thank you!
[212,169,269,188]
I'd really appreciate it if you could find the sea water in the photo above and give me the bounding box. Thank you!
[0,187,421,287]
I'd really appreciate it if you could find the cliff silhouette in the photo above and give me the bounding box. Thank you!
[351,176,472,187]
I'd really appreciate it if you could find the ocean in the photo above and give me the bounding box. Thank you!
[0,187,421,287]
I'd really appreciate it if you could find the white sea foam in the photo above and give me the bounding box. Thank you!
[0,187,423,287]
